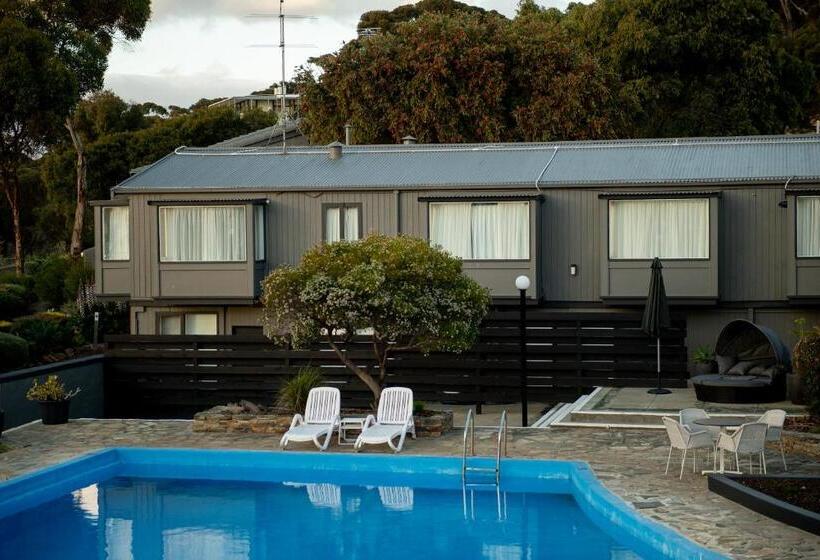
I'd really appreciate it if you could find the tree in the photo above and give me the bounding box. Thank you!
[260,235,491,404]
[0,14,75,274]
[22,0,151,257]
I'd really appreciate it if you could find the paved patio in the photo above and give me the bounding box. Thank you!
[1,419,818,559]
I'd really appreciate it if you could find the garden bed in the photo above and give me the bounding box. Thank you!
[708,474,820,535]
[192,401,453,438]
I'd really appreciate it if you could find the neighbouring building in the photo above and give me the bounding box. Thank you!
[92,134,820,360]
[208,93,300,120]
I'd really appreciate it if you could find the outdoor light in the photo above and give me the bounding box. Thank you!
[515,275,531,291]
[570,264,578,276]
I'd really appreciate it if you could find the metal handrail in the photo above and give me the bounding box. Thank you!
[496,410,508,484]
[462,408,476,476]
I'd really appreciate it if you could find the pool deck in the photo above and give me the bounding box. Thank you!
[1,419,818,559]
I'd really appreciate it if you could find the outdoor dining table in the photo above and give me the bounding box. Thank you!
[693,417,745,475]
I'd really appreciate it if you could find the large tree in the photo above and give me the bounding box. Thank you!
[0,14,75,274]
[260,235,490,404]
[22,0,151,257]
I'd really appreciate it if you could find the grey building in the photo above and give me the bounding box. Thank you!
[92,134,820,359]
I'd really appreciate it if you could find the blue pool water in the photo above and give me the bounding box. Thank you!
[0,449,725,560]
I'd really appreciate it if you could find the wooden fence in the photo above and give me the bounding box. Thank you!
[104,310,688,418]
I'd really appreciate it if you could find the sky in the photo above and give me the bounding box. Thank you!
[103,0,572,108]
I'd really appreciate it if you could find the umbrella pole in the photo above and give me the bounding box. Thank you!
[648,337,671,395]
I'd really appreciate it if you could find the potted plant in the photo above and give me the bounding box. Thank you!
[26,375,80,425]
[692,346,715,375]
[792,319,819,408]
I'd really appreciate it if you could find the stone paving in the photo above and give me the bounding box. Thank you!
[1,420,819,559]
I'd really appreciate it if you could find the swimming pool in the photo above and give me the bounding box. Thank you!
[0,448,725,560]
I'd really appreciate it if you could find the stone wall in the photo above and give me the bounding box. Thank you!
[192,405,453,438]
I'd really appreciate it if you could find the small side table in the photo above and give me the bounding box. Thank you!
[338,417,366,445]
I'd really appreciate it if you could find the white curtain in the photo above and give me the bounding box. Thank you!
[344,207,360,240]
[254,205,265,261]
[159,315,182,335]
[797,196,820,257]
[325,207,341,242]
[160,206,246,262]
[430,202,472,258]
[102,207,129,261]
[430,202,528,259]
[185,313,218,335]
[609,199,709,259]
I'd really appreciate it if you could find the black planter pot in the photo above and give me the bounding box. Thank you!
[39,399,71,425]
[693,362,714,376]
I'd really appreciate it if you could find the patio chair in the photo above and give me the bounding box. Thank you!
[280,387,341,451]
[757,409,787,471]
[679,408,720,442]
[717,422,768,474]
[354,387,416,453]
[662,416,715,479]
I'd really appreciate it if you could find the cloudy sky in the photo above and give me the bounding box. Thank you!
[104,0,571,108]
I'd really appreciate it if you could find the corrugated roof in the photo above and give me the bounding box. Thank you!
[114,134,820,193]
[209,121,304,148]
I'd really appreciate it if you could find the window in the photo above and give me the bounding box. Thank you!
[159,313,218,335]
[429,201,529,260]
[254,205,266,261]
[608,199,709,259]
[159,206,246,262]
[324,204,360,242]
[102,207,129,261]
[797,196,820,257]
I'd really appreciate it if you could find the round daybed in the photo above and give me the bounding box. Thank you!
[692,320,790,404]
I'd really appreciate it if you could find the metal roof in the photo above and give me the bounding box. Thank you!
[209,121,304,148]
[114,134,820,193]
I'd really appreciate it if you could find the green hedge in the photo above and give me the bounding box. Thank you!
[10,312,78,359]
[0,332,29,371]
[0,285,28,319]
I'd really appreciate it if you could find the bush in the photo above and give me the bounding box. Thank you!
[0,332,29,371]
[32,255,72,308]
[276,367,325,412]
[69,300,130,343]
[0,285,28,319]
[793,321,820,415]
[0,272,35,294]
[10,312,78,359]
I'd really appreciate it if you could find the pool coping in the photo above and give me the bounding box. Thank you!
[0,447,728,560]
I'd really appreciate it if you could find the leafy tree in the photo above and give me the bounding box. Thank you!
[0,13,75,274]
[260,235,490,403]
[357,0,500,33]
[21,0,151,258]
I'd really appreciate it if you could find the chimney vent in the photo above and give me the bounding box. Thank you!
[402,135,417,145]
[327,141,344,160]
[344,124,353,145]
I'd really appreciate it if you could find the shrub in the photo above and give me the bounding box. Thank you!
[276,367,325,412]
[10,312,78,359]
[413,400,426,414]
[793,322,820,415]
[0,285,27,319]
[692,346,714,364]
[64,259,93,304]
[0,272,35,294]
[32,254,72,308]
[25,375,80,402]
[0,332,29,371]
[70,298,129,343]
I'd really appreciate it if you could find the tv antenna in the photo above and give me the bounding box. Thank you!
[247,1,316,152]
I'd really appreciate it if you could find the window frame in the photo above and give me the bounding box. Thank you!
[157,205,248,264]
[427,200,531,262]
[253,204,266,262]
[606,197,711,262]
[321,202,363,243]
[796,195,820,260]
[101,206,130,262]
[157,312,220,335]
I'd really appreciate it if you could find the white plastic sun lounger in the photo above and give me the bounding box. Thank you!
[378,486,414,511]
[354,387,416,453]
[280,386,341,451]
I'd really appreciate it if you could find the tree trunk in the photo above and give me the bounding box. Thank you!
[327,338,382,404]
[2,169,24,275]
[66,117,86,258]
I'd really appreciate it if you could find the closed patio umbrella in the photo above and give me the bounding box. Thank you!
[642,257,672,395]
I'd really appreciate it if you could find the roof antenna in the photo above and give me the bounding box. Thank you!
[246,1,316,154]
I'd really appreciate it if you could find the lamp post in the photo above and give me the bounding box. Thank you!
[515,275,530,427]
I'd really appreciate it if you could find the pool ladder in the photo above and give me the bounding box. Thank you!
[461,408,508,486]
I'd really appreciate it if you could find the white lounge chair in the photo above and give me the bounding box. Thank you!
[717,422,768,474]
[662,416,715,479]
[757,409,787,471]
[280,387,340,451]
[378,486,414,511]
[354,387,416,453]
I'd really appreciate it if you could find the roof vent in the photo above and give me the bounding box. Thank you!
[327,141,344,160]
[402,135,417,145]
